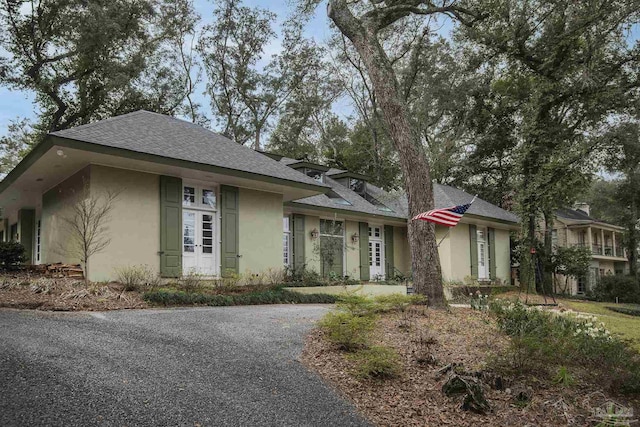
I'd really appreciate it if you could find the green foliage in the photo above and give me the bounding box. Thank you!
[490,300,640,393]
[198,0,322,149]
[348,346,401,380]
[318,311,376,351]
[552,366,575,387]
[552,246,593,294]
[606,306,640,317]
[0,242,26,269]
[178,270,205,293]
[0,0,197,135]
[372,294,426,313]
[593,275,640,304]
[283,265,326,287]
[143,287,337,306]
[114,265,161,292]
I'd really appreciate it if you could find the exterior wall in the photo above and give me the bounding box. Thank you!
[238,188,283,275]
[345,220,360,279]
[436,225,453,281]
[41,167,90,266]
[304,215,321,273]
[393,226,411,277]
[448,223,472,282]
[89,165,160,282]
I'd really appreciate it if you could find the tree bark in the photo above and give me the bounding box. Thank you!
[328,0,445,307]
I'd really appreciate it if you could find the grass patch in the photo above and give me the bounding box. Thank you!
[560,300,640,352]
[143,287,337,306]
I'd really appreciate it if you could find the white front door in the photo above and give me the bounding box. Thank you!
[369,225,385,279]
[477,228,489,280]
[183,210,217,276]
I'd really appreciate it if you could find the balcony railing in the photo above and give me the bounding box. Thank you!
[604,245,614,256]
[591,244,603,255]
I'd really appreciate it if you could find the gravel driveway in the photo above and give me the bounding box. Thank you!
[0,305,369,427]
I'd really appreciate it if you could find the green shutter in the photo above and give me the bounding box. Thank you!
[469,224,478,278]
[359,222,369,281]
[488,227,497,280]
[384,225,394,279]
[159,175,182,278]
[18,209,35,264]
[220,185,239,277]
[292,214,305,270]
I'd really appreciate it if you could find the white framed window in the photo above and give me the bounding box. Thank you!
[36,220,41,263]
[283,217,291,266]
[183,184,217,210]
[477,228,489,280]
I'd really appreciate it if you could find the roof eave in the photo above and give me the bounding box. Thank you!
[0,135,330,196]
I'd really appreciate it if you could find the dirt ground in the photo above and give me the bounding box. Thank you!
[302,306,640,426]
[0,274,146,311]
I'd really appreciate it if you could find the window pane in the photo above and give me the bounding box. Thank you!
[183,186,195,206]
[203,246,212,254]
[283,217,290,232]
[202,190,216,208]
[306,169,324,182]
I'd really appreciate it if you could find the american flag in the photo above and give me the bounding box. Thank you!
[412,197,476,227]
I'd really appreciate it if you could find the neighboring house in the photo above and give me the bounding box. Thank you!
[0,111,518,284]
[553,204,629,295]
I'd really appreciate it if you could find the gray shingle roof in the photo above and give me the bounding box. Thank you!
[283,155,519,224]
[50,111,327,189]
[556,208,596,222]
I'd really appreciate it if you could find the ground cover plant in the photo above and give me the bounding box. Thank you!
[304,294,640,426]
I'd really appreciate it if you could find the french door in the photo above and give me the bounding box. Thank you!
[369,225,385,279]
[477,228,489,280]
[183,210,216,276]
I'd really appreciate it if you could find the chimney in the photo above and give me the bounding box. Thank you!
[574,202,590,216]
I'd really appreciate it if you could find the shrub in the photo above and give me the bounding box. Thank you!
[372,294,427,313]
[490,299,640,393]
[0,241,26,269]
[593,275,640,304]
[143,288,337,306]
[606,305,640,316]
[318,311,376,351]
[179,270,204,293]
[283,265,326,287]
[115,265,161,291]
[349,346,401,380]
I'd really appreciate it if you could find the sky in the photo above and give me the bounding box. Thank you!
[0,1,639,138]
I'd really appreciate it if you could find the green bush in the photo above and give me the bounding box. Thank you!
[372,294,427,313]
[606,305,640,316]
[0,241,26,269]
[349,346,401,380]
[143,288,337,306]
[318,311,376,351]
[593,275,640,304]
[490,299,640,393]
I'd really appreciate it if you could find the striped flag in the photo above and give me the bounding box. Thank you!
[412,196,476,227]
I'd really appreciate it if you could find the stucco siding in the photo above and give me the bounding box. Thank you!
[448,223,472,282]
[41,167,89,266]
[238,188,283,275]
[89,165,160,282]
[304,215,321,273]
[435,225,452,281]
[393,226,411,277]
[345,220,360,279]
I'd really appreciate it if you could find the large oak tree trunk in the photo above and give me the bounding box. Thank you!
[328,2,445,307]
